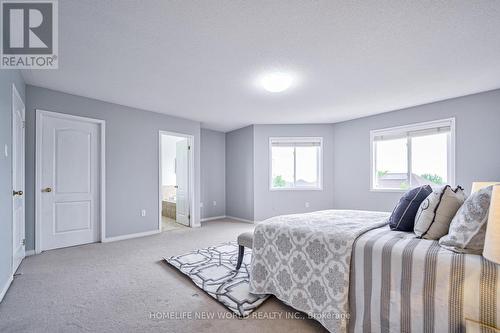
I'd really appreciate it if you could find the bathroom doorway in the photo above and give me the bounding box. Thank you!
[159,131,193,231]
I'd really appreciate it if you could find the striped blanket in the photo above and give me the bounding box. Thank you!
[349,225,499,333]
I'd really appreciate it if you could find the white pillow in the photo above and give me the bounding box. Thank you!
[414,185,466,240]
[439,186,493,254]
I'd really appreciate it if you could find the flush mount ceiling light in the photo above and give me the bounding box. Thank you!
[258,72,295,93]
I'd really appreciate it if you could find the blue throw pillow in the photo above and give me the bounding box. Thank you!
[389,185,433,231]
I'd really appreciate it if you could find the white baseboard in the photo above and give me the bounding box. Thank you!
[25,250,35,257]
[226,216,255,224]
[0,275,13,303]
[201,215,226,222]
[102,229,161,243]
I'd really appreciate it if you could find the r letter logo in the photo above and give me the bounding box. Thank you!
[1,0,58,68]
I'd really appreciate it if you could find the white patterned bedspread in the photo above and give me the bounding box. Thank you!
[248,209,390,333]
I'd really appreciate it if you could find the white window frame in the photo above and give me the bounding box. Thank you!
[369,118,456,192]
[269,137,323,191]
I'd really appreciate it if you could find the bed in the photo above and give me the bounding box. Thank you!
[249,209,499,333]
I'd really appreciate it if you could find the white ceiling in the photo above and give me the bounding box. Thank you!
[22,0,500,132]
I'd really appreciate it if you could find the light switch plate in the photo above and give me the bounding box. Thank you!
[4,144,7,157]
[141,209,146,217]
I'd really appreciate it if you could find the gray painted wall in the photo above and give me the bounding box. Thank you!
[225,125,254,221]
[332,89,500,212]
[18,85,500,256]
[224,124,336,222]
[25,85,202,250]
[253,124,335,221]
[201,128,226,219]
[0,70,25,296]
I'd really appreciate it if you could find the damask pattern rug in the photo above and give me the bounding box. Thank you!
[164,242,270,317]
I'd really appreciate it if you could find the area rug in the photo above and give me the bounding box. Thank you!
[164,242,270,317]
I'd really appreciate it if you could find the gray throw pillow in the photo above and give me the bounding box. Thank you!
[439,186,493,254]
[414,185,466,240]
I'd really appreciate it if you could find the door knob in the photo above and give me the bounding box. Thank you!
[13,190,23,196]
[42,187,52,193]
[174,185,179,189]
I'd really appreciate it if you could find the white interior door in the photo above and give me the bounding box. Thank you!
[12,85,25,273]
[175,139,190,226]
[39,112,100,251]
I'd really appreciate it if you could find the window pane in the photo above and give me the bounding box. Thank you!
[296,146,319,187]
[411,133,448,186]
[271,146,294,188]
[375,138,409,189]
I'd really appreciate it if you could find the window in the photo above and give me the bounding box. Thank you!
[270,137,322,190]
[370,118,455,191]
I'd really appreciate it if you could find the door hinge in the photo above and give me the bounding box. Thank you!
[188,145,191,151]
[188,214,191,220]
[22,239,26,245]
[22,121,26,129]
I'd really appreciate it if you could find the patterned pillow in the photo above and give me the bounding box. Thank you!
[389,185,433,231]
[414,185,467,240]
[439,186,493,254]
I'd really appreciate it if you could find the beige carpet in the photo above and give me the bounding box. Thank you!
[0,219,327,333]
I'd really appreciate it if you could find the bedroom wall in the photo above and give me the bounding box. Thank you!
[201,128,226,220]
[225,125,254,221]
[332,89,500,212]
[25,85,202,250]
[253,124,335,221]
[0,70,25,300]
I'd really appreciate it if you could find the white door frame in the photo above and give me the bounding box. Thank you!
[35,110,106,254]
[158,130,195,229]
[12,84,25,273]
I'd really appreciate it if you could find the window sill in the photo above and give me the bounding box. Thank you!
[369,188,407,193]
[270,187,323,192]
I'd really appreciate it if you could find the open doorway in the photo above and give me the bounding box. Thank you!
[159,131,193,231]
